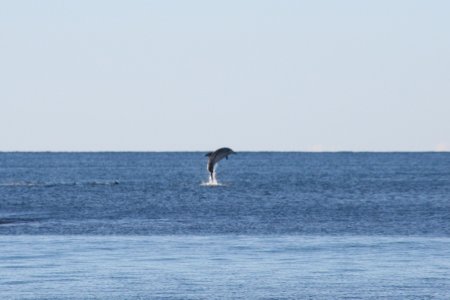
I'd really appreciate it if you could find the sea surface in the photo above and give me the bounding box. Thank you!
[1,152,449,299]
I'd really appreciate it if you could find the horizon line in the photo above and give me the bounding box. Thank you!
[0,150,449,153]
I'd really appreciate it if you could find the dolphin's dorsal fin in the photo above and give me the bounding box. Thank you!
[205,152,213,157]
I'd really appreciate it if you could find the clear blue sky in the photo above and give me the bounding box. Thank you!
[1,1,449,151]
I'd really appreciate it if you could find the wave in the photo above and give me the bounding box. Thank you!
[0,180,120,187]
[0,217,41,225]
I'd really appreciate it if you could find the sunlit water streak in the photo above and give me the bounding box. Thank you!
[1,235,449,299]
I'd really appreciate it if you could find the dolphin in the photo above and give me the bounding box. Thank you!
[205,147,236,181]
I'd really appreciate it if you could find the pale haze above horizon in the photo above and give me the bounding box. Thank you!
[1,1,449,151]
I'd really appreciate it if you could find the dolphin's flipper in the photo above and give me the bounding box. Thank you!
[205,152,213,157]
[226,156,228,160]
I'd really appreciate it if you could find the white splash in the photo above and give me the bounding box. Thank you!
[201,172,223,186]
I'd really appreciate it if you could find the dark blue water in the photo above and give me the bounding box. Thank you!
[1,152,450,299]
[1,152,449,235]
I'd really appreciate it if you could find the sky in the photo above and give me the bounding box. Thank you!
[1,0,449,151]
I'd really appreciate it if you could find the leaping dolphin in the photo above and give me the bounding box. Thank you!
[205,147,236,182]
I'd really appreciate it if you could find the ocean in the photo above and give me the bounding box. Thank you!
[1,152,449,299]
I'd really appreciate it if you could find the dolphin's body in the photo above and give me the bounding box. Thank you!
[205,147,236,181]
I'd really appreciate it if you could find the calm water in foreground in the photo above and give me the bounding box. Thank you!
[1,152,449,299]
